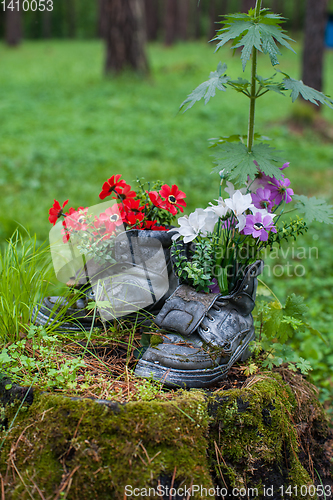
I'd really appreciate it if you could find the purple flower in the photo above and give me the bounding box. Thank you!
[251,188,275,211]
[209,278,220,294]
[269,175,294,205]
[243,211,277,242]
[280,162,290,171]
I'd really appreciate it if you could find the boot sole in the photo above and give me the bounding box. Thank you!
[134,327,255,389]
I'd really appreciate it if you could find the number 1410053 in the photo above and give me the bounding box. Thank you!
[2,0,53,11]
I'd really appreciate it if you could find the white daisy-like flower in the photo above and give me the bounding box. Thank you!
[225,191,254,231]
[208,197,229,218]
[171,208,218,243]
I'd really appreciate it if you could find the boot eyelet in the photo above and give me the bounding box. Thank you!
[200,324,209,332]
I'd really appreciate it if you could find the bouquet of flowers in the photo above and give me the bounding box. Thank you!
[48,175,186,265]
[171,163,306,296]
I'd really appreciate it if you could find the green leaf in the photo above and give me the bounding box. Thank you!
[212,142,283,184]
[180,62,229,112]
[284,293,308,320]
[209,133,270,148]
[293,194,333,224]
[256,74,285,95]
[259,23,295,66]
[283,77,333,109]
[214,10,295,70]
[234,24,262,71]
[295,357,312,375]
[262,301,283,339]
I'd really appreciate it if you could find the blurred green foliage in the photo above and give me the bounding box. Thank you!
[0,39,332,402]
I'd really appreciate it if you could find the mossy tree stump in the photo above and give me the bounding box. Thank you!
[0,368,332,499]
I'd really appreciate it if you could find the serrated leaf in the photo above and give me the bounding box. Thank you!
[209,133,270,148]
[180,62,229,112]
[234,24,262,71]
[214,21,250,51]
[293,194,333,224]
[262,301,283,339]
[295,357,312,375]
[212,142,283,183]
[212,142,258,182]
[259,24,295,66]
[283,77,333,109]
[284,293,308,320]
[214,11,295,70]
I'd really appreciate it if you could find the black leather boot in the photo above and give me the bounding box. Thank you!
[32,229,178,331]
[134,260,263,388]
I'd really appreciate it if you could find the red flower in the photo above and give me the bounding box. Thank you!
[61,228,71,243]
[116,184,137,202]
[142,220,168,231]
[48,199,68,225]
[99,174,127,200]
[121,199,145,226]
[159,184,186,215]
[148,191,165,209]
[97,205,124,233]
[63,207,88,231]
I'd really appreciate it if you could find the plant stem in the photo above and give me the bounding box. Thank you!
[247,0,262,152]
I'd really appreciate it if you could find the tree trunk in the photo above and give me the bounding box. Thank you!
[302,0,328,97]
[208,0,216,40]
[5,0,22,46]
[220,0,229,16]
[104,0,149,74]
[144,0,159,41]
[67,0,76,38]
[210,0,227,40]
[194,0,201,39]
[164,0,177,46]
[98,0,108,38]
[42,9,52,38]
[241,0,255,12]
[177,0,190,41]
[272,0,283,13]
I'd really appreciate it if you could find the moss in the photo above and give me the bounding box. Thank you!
[150,334,164,347]
[0,390,214,499]
[207,370,330,499]
[0,369,331,499]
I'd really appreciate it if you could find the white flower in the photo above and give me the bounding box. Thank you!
[225,190,253,216]
[208,197,229,218]
[203,208,219,232]
[225,191,254,231]
[171,208,218,244]
[224,181,246,198]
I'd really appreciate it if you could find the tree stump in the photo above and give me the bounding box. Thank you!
[0,368,332,499]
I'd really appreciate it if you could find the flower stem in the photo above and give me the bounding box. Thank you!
[247,0,262,153]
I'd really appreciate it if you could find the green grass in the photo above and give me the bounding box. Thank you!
[0,39,333,402]
[0,40,332,241]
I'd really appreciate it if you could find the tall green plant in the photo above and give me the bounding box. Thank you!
[0,230,56,343]
[181,0,333,224]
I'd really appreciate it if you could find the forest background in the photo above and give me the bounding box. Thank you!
[0,0,333,413]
